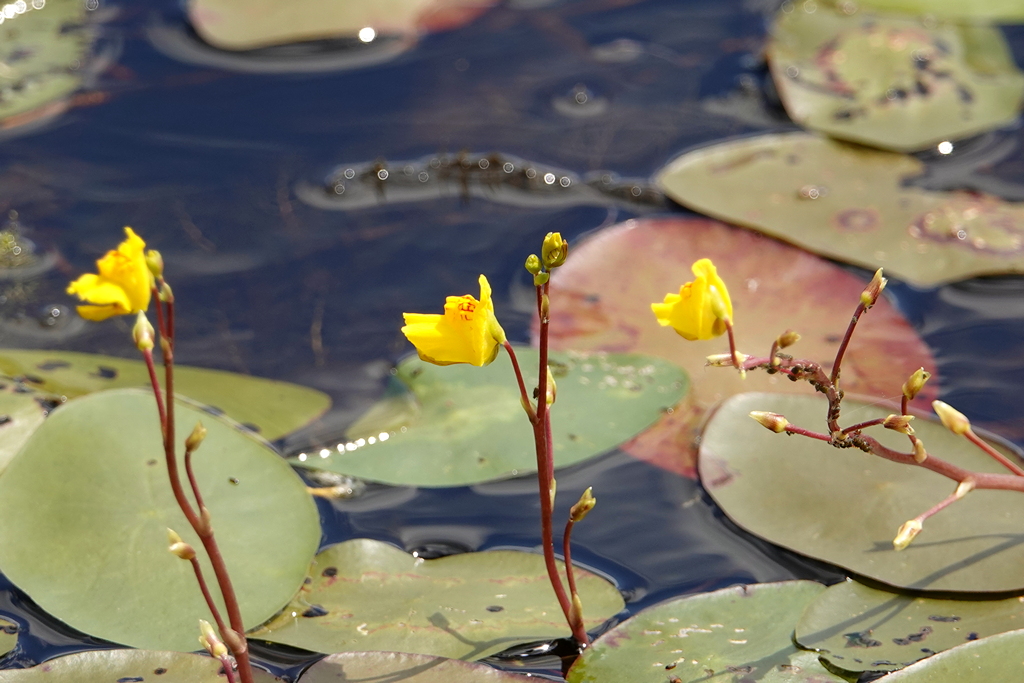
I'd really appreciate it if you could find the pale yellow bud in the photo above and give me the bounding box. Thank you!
[167,528,196,561]
[570,487,596,523]
[893,519,923,551]
[185,422,207,452]
[549,479,557,510]
[159,281,174,303]
[955,479,975,499]
[198,619,228,658]
[706,353,734,367]
[860,268,887,307]
[541,232,568,268]
[525,254,542,276]
[545,367,557,406]
[776,329,801,349]
[913,438,927,464]
[883,414,915,435]
[145,249,164,279]
[749,411,789,433]
[933,400,971,436]
[902,368,931,402]
[132,312,155,352]
[533,271,550,286]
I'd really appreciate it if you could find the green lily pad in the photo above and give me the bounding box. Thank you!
[796,579,1024,675]
[0,349,330,440]
[852,0,1024,22]
[301,651,536,682]
[0,0,92,125]
[0,381,50,474]
[657,132,1024,286]
[251,538,625,660]
[542,217,936,478]
[877,629,1024,681]
[768,3,1024,152]
[289,349,687,487]
[566,581,847,683]
[0,388,321,652]
[0,618,18,660]
[699,392,1024,592]
[0,650,282,682]
[187,0,497,51]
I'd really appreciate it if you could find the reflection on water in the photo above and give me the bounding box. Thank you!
[2,0,1024,676]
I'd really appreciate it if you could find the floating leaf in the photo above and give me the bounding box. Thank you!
[566,580,846,683]
[289,348,687,487]
[301,651,535,682]
[0,650,282,682]
[877,628,1024,681]
[0,618,18,660]
[0,382,50,474]
[657,132,1024,286]
[187,0,497,51]
[796,579,1024,675]
[768,3,1024,152]
[700,392,1024,592]
[542,217,936,477]
[0,389,321,652]
[852,0,1024,22]
[252,538,625,660]
[0,349,330,440]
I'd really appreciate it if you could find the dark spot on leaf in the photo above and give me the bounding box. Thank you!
[727,665,753,674]
[302,604,329,618]
[12,384,32,393]
[893,627,932,646]
[486,605,504,613]
[154,668,167,675]
[34,397,60,413]
[921,648,934,654]
[844,631,882,648]
[117,678,144,682]
[410,368,423,378]
[0,416,10,427]
[303,577,311,585]
[147,459,158,466]
[665,662,676,670]
[241,422,260,433]
[321,566,338,577]
[229,477,240,485]
[928,615,960,623]
[92,366,117,379]
[18,374,43,384]
[35,361,69,371]
[568,433,579,441]
[967,632,979,640]
[202,405,225,417]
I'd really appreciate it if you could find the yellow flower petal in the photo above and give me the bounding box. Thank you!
[651,258,733,341]
[401,275,506,367]
[67,227,154,321]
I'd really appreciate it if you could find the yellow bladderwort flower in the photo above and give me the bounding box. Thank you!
[402,275,507,366]
[651,258,733,341]
[67,227,154,321]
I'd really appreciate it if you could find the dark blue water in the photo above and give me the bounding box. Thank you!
[3,0,1024,679]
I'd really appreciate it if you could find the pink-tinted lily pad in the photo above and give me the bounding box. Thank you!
[540,217,937,477]
[188,0,497,51]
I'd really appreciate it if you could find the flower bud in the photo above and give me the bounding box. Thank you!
[933,400,971,436]
[185,422,207,452]
[145,249,164,279]
[132,312,155,352]
[198,619,228,658]
[159,281,174,303]
[167,528,196,561]
[706,352,748,367]
[533,271,550,286]
[570,487,596,523]
[749,411,789,433]
[893,519,922,551]
[902,368,931,402]
[883,414,915,435]
[955,479,975,499]
[913,438,927,464]
[541,232,568,269]
[545,369,557,406]
[860,268,887,307]
[776,329,801,349]
[525,254,542,275]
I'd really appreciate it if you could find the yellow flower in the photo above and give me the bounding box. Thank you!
[402,275,507,366]
[651,258,733,341]
[67,227,154,321]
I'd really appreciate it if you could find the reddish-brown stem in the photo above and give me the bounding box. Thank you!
[724,319,742,375]
[901,395,909,417]
[965,429,1024,477]
[503,342,536,424]
[562,519,579,602]
[914,485,969,524]
[188,556,229,639]
[785,424,833,442]
[185,446,207,513]
[830,301,866,386]
[141,348,166,434]
[218,658,238,683]
[842,418,885,435]
[152,286,167,338]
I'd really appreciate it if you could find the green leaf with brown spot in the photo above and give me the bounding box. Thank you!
[796,579,1024,676]
[0,349,330,440]
[877,628,1024,680]
[700,392,1024,592]
[566,581,847,683]
[0,382,50,475]
[252,538,625,660]
[299,651,535,682]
